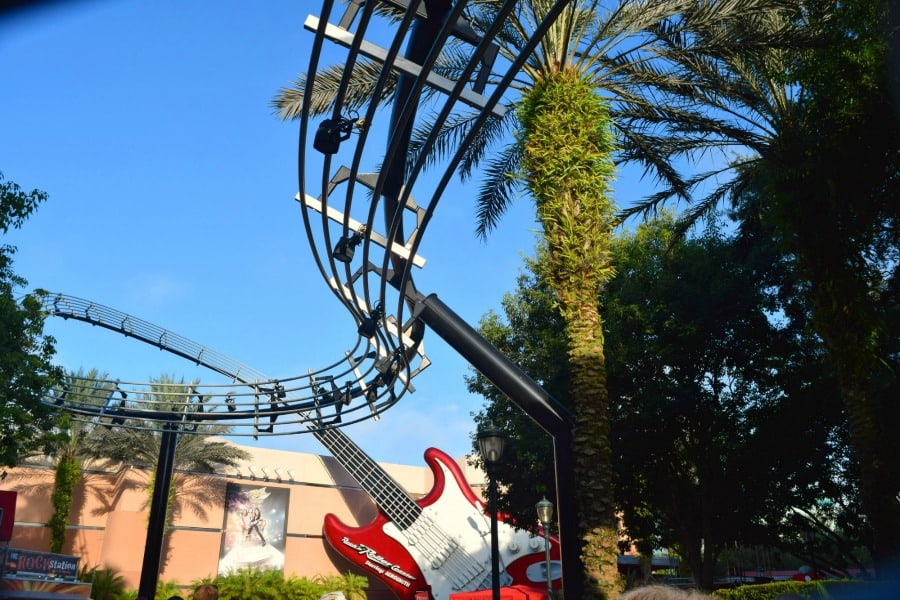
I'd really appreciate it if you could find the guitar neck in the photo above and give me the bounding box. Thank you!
[314,426,421,528]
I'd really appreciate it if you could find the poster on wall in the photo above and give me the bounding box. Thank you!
[217,483,289,575]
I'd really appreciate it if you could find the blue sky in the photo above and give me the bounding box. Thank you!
[2,0,653,466]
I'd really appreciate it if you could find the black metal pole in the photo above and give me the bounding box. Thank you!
[137,423,178,600]
[412,292,582,600]
[489,467,500,600]
[413,293,572,434]
[381,0,452,230]
[544,527,553,599]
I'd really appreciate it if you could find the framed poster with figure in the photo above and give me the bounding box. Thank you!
[217,483,289,575]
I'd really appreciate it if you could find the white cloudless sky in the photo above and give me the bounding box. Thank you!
[2,0,654,467]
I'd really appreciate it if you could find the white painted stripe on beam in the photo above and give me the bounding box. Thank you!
[304,15,506,119]
[297,193,427,267]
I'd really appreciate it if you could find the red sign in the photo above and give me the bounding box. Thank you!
[0,490,16,542]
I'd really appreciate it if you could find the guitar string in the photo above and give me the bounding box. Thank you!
[317,427,491,589]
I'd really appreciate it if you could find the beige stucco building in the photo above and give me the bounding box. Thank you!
[3,440,486,600]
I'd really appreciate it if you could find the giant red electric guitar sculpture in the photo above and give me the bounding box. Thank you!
[314,424,561,600]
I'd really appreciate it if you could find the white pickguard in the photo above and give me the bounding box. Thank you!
[381,457,553,600]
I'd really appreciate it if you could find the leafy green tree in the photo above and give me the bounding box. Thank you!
[759,0,900,574]
[0,171,62,473]
[466,250,569,530]
[605,214,846,588]
[275,3,798,595]
[471,213,864,586]
[621,0,900,573]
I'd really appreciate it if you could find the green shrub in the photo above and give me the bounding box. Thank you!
[713,579,865,600]
[309,574,367,600]
[120,580,185,600]
[154,579,187,600]
[191,567,367,600]
[213,567,285,600]
[78,565,128,600]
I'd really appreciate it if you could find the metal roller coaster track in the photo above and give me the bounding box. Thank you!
[41,291,427,435]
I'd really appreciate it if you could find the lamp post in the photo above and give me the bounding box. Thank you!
[477,423,507,600]
[535,497,554,599]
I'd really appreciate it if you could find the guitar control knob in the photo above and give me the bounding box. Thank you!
[529,537,543,551]
[507,540,520,554]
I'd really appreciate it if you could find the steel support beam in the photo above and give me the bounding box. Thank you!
[137,424,179,600]
[413,292,582,600]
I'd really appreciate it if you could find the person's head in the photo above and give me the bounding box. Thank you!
[193,584,218,600]
[619,585,711,600]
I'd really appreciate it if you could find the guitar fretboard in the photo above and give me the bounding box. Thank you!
[315,426,423,529]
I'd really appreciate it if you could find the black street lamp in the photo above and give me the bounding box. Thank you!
[535,497,555,599]
[477,423,508,600]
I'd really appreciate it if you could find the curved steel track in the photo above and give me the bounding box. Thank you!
[41,0,572,439]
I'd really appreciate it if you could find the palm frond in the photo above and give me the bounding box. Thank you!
[474,142,525,240]
[673,171,748,235]
[273,59,395,120]
[407,111,481,177]
[615,127,691,211]
[457,110,515,179]
[174,434,249,473]
[278,0,813,239]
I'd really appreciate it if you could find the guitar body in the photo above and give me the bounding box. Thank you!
[324,447,562,600]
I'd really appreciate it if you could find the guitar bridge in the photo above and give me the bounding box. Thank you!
[404,515,487,590]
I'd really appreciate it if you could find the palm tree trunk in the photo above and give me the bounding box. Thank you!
[48,456,81,554]
[567,310,622,598]
[841,384,900,574]
[792,183,900,576]
[521,67,621,599]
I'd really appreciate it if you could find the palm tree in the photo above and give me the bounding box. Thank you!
[79,375,250,550]
[614,1,806,225]
[615,0,900,574]
[274,1,798,595]
[42,368,115,553]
